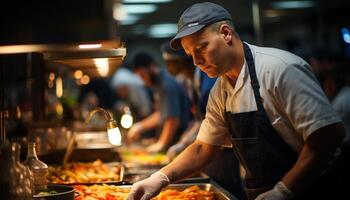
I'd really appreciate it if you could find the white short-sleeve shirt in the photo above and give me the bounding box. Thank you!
[197,43,341,153]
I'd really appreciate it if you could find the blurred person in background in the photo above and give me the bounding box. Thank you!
[161,42,243,198]
[110,67,152,121]
[126,52,192,153]
[308,49,338,84]
[128,2,346,200]
[323,63,350,144]
[161,42,195,100]
[77,78,118,127]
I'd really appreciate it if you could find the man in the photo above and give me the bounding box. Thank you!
[127,52,192,153]
[128,2,345,200]
[161,42,243,198]
[110,67,152,121]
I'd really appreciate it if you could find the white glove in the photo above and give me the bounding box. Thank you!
[255,182,293,200]
[166,142,186,160]
[128,171,169,200]
[146,142,165,153]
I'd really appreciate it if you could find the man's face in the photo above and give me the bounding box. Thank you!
[180,26,233,78]
[134,67,152,87]
[164,59,181,76]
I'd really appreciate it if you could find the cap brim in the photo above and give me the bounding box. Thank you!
[170,24,206,50]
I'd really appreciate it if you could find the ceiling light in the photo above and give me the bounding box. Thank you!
[123,0,172,3]
[123,4,157,14]
[113,3,127,21]
[120,14,142,25]
[148,23,177,38]
[78,44,102,49]
[271,1,316,9]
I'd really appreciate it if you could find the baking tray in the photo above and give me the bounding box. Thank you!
[47,162,125,185]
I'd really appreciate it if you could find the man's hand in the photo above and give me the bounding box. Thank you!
[166,142,186,160]
[127,123,143,143]
[128,172,169,200]
[255,182,293,200]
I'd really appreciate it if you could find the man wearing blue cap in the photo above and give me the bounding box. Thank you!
[128,2,345,200]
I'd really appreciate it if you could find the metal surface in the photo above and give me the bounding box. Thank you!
[123,172,210,185]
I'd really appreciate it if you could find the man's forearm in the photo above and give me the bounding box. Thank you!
[282,123,345,194]
[139,111,161,131]
[160,140,220,182]
[158,117,179,147]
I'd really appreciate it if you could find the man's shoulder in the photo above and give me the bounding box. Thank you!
[249,44,310,77]
[253,45,302,65]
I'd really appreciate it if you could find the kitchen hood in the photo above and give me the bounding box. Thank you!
[0,0,126,77]
[1,0,119,46]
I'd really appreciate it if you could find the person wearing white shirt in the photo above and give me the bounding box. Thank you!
[127,2,346,200]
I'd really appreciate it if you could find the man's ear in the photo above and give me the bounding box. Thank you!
[220,24,232,43]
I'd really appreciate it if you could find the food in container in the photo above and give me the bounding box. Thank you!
[47,159,123,184]
[73,183,236,200]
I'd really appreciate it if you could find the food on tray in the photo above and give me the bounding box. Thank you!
[74,185,215,200]
[153,186,215,200]
[120,148,169,166]
[74,184,129,200]
[47,160,121,184]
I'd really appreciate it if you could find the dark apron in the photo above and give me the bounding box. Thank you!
[225,42,345,200]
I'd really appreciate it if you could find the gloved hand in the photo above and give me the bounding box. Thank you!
[255,182,293,200]
[146,142,165,153]
[166,142,186,160]
[127,123,143,144]
[128,171,169,200]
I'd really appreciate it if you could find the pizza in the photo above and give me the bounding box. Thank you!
[47,160,121,184]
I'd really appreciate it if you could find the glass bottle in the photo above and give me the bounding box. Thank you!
[22,142,48,194]
[0,142,33,199]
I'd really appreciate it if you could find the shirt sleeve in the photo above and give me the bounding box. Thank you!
[274,61,341,141]
[197,79,232,146]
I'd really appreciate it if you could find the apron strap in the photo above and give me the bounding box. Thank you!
[243,42,265,113]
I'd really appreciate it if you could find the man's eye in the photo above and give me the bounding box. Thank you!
[198,44,207,52]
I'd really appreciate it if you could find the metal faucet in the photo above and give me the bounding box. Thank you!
[85,107,118,130]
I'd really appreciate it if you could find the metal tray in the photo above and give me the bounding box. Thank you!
[123,172,211,184]
[47,162,125,185]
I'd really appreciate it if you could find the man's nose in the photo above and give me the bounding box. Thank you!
[193,54,204,67]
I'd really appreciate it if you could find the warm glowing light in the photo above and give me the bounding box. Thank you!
[56,103,63,116]
[78,44,102,49]
[107,127,122,146]
[94,58,109,77]
[49,72,55,81]
[56,77,63,98]
[81,75,90,85]
[74,70,83,79]
[121,113,133,129]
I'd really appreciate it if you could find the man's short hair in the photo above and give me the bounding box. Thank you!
[132,52,155,70]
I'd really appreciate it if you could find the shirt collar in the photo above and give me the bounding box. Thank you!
[221,58,248,95]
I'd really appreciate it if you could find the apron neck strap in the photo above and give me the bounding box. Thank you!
[243,42,265,112]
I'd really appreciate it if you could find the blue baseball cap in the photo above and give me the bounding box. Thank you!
[170,2,232,50]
